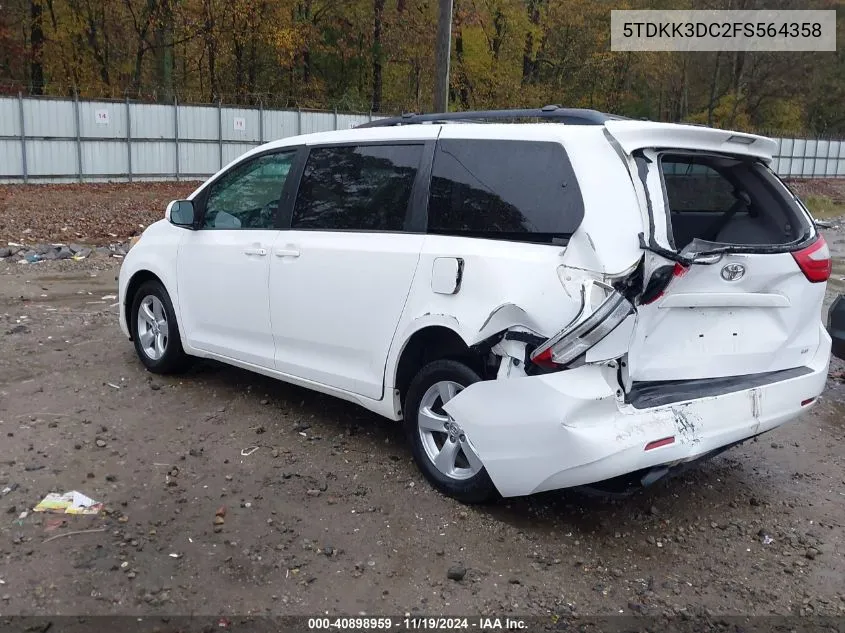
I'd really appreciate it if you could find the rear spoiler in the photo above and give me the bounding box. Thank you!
[605,121,777,163]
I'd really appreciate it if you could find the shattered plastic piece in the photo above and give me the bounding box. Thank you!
[33,491,103,515]
[240,446,259,457]
[762,534,774,545]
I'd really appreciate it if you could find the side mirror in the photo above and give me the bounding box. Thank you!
[166,200,196,228]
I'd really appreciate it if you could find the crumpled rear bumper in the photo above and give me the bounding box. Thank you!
[443,326,831,498]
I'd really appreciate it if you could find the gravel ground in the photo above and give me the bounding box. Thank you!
[0,184,844,623]
[0,182,199,246]
[0,248,843,622]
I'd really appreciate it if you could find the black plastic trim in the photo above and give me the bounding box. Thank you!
[827,294,845,361]
[627,366,813,409]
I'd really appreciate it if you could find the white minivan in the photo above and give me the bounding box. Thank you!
[118,107,831,502]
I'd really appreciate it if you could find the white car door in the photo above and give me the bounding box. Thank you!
[269,142,430,399]
[177,150,297,368]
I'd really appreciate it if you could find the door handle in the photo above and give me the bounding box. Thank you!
[244,247,267,256]
[274,248,301,258]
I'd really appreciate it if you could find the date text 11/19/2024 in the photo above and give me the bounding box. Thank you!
[307,617,528,631]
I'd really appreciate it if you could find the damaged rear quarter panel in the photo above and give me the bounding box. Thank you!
[383,129,645,386]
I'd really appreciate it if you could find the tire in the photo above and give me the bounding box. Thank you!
[130,280,191,374]
[404,359,497,503]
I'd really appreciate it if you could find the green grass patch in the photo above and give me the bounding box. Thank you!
[801,195,845,219]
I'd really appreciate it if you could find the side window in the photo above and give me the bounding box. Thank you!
[202,151,295,229]
[661,159,736,213]
[427,139,584,244]
[291,144,423,231]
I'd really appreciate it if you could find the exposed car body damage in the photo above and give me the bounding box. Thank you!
[443,327,829,497]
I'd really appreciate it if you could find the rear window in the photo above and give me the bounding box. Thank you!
[427,139,584,244]
[660,154,811,249]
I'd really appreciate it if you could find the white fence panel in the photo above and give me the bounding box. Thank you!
[222,107,262,143]
[3,95,840,184]
[27,140,77,176]
[263,110,300,140]
[178,105,218,141]
[180,142,219,178]
[301,111,337,134]
[0,98,21,136]
[24,99,74,138]
[78,100,128,138]
[132,141,176,176]
[82,140,128,177]
[132,103,175,139]
[0,140,23,177]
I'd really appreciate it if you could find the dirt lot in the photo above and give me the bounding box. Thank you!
[1,187,845,621]
[0,182,199,246]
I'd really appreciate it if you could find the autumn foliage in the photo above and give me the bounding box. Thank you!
[1,0,843,135]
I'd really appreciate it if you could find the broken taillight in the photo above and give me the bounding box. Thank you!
[531,285,635,369]
[792,235,831,283]
[640,262,688,305]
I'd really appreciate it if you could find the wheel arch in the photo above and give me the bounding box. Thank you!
[124,269,185,344]
[391,322,487,416]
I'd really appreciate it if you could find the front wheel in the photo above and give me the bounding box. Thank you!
[130,280,191,374]
[404,360,497,503]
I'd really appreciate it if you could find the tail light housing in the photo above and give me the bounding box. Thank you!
[792,235,831,283]
[640,262,688,305]
[531,282,634,369]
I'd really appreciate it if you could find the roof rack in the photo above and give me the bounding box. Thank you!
[356,105,627,128]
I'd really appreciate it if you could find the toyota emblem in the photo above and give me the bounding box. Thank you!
[720,263,746,281]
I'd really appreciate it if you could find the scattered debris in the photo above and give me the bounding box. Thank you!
[447,565,467,581]
[42,528,107,543]
[33,491,103,515]
[241,446,259,457]
[106,383,121,390]
[214,506,226,528]
[169,553,182,559]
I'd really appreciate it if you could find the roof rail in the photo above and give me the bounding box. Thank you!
[356,105,627,128]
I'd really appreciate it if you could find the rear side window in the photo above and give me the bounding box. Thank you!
[662,162,735,213]
[291,144,423,231]
[427,139,584,244]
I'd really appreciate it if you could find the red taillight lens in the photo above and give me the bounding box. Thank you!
[792,235,831,283]
[641,262,689,305]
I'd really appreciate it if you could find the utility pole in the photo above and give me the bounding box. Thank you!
[434,0,454,113]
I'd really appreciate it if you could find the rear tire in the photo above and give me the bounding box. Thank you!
[404,360,497,503]
[130,280,191,374]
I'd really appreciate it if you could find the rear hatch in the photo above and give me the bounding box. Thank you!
[603,122,830,390]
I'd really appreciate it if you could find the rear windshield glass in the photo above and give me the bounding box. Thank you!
[427,139,584,244]
[660,154,812,249]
